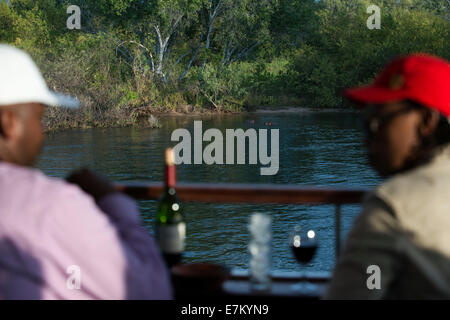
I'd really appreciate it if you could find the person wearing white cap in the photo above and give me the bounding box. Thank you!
[0,44,172,299]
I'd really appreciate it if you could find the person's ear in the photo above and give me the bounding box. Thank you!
[418,109,440,137]
[0,109,20,141]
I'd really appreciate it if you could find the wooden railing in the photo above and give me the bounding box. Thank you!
[115,182,370,258]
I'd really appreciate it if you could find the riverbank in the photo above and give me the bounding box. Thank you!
[43,104,358,132]
[5,0,447,134]
[250,106,359,114]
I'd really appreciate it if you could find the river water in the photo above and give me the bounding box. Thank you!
[37,110,381,273]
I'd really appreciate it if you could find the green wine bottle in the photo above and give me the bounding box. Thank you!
[155,148,185,268]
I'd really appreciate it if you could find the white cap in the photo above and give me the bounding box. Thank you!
[0,44,80,108]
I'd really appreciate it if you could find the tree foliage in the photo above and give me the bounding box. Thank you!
[0,0,448,128]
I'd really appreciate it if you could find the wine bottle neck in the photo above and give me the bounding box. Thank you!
[165,165,176,188]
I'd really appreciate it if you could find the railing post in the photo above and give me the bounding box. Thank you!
[335,204,341,261]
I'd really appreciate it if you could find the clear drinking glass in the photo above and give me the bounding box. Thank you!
[249,213,272,292]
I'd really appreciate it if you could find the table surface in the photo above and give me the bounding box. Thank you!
[222,269,330,299]
[173,268,331,299]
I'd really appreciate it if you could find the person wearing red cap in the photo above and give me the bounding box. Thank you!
[325,53,450,299]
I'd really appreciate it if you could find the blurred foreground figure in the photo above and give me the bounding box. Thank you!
[326,53,450,299]
[0,44,172,299]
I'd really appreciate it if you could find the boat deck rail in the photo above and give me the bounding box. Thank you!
[115,182,370,258]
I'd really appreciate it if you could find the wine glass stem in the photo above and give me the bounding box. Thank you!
[292,264,314,293]
[299,265,306,290]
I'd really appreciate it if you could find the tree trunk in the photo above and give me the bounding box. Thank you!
[151,14,184,82]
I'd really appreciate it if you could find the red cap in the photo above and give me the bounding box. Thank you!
[344,53,450,117]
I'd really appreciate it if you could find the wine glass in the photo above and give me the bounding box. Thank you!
[289,225,318,293]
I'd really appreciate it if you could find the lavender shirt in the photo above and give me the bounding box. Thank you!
[0,162,173,299]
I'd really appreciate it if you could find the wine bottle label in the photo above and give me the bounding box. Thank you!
[156,223,186,254]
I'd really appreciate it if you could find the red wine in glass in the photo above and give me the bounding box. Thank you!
[289,226,318,293]
[291,243,318,264]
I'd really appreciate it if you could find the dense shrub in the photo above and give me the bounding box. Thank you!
[286,1,450,107]
[0,0,448,129]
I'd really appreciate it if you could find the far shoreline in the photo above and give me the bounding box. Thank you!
[152,106,357,116]
[44,106,357,132]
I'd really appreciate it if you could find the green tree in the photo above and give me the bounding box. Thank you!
[288,0,450,107]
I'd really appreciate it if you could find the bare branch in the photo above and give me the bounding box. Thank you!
[230,40,264,64]
[167,50,192,80]
[200,89,220,109]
